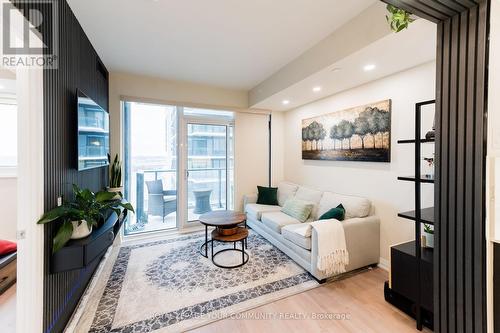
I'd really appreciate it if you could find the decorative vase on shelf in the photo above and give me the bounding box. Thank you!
[70,220,92,239]
[107,186,123,200]
[424,232,434,248]
[423,224,434,248]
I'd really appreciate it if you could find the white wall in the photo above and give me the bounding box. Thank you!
[109,71,272,214]
[0,178,17,241]
[234,112,270,210]
[281,61,436,262]
[109,71,249,158]
[486,1,500,330]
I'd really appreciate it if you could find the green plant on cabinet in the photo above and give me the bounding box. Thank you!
[37,184,134,253]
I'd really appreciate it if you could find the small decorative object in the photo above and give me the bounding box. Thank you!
[108,154,123,199]
[37,184,135,253]
[302,100,391,162]
[423,155,435,179]
[423,224,434,248]
[385,5,415,33]
[425,118,436,140]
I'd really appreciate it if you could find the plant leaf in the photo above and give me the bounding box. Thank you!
[118,202,135,213]
[52,220,73,253]
[96,191,117,202]
[37,206,81,224]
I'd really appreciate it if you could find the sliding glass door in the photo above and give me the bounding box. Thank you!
[123,101,178,235]
[185,121,234,223]
[123,102,234,235]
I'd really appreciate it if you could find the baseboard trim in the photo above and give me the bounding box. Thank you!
[378,257,390,271]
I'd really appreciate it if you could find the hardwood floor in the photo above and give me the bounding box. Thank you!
[0,284,16,333]
[189,268,430,333]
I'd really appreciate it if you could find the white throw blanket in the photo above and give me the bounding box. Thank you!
[311,219,349,275]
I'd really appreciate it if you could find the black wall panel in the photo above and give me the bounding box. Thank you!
[13,1,109,332]
[434,3,489,332]
[383,0,490,332]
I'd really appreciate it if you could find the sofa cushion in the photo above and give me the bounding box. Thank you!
[277,181,299,206]
[261,211,301,233]
[318,192,371,218]
[256,186,279,206]
[281,223,312,250]
[319,204,345,221]
[294,186,323,220]
[281,198,313,222]
[245,203,282,221]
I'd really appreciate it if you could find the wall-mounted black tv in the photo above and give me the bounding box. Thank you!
[77,89,110,171]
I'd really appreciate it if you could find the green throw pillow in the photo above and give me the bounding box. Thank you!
[256,186,279,206]
[319,204,345,221]
[281,198,313,222]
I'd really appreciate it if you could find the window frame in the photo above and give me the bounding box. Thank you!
[0,94,18,178]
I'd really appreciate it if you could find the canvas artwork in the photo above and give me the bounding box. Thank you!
[302,100,391,162]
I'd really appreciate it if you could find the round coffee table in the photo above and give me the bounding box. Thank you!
[211,227,249,268]
[199,211,248,265]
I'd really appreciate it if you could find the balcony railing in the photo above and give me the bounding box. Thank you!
[134,167,229,223]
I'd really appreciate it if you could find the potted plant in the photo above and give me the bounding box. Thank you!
[37,184,134,253]
[108,154,123,199]
[385,4,415,33]
[423,224,434,248]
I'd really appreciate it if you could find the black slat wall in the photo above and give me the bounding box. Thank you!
[435,4,489,332]
[13,1,109,332]
[383,0,490,331]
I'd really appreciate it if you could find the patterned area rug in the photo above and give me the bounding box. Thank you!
[88,230,318,332]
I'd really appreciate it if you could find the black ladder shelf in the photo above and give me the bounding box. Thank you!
[384,100,436,331]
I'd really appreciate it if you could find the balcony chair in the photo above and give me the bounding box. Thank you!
[145,180,177,223]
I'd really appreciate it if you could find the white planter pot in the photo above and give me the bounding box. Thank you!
[108,186,123,200]
[71,220,92,239]
[424,231,434,248]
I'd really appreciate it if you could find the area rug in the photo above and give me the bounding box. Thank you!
[88,230,318,332]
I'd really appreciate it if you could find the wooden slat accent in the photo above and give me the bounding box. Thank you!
[381,0,485,22]
[385,1,489,332]
[433,2,489,332]
[13,1,109,332]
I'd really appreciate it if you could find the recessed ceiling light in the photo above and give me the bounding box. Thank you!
[0,85,4,90]
[282,100,290,105]
[363,64,376,71]
[313,86,322,92]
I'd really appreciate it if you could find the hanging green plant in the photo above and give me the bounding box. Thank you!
[385,4,415,33]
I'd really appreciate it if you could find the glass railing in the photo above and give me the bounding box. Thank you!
[135,167,233,223]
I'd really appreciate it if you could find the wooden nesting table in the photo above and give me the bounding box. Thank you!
[199,210,249,268]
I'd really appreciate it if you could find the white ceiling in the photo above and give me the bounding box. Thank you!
[66,0,376,90]
[254,19,437,111]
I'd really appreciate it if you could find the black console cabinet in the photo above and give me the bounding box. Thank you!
[51,209,126,273]
[391,241,433,311]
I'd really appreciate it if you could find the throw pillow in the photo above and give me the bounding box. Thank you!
[319,204,346,221]
[0,240,17,256]
[281,198,313,222]
[256,186,279,206]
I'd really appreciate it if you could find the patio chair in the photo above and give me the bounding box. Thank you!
[145,180,177,223]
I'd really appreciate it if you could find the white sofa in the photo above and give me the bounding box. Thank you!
[244,181,380,282]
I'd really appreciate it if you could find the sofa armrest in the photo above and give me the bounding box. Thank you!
[243,193,258,207]
[310,215,380,279]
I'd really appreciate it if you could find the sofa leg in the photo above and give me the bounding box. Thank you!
[309,274,327,284]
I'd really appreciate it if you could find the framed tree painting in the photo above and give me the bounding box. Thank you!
[302,100,391,162]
